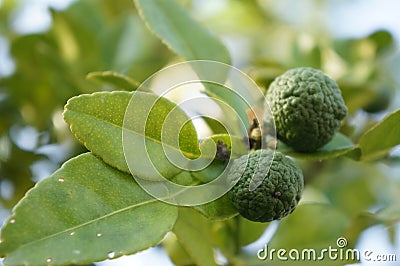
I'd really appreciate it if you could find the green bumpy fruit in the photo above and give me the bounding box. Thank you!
[266,67,347,152]
[227,149,303,222]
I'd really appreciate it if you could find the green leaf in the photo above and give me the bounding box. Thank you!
[262,203,355,265]
[345,212,382,246]
[133,1,257,130]
[134,0,240,124]
[203,117,228,134]
[63,91,200,176]
[63,91,130,172]
[368,30,395,56]
[0,153,178,265]
[134,0,231,64]
[238,217,269,247]
[163,234,196,266]
[202,84,251,130]
[375,205,400,224]
[209,216,269,260]
[359,109,400,161]
[279,132,360,160]
[173,207,216,266]
[269,203,349,249]
[211,221,237,259]
[194,194,238,221]
[86,71,140,90]
[311,160,378,216]
[345,205,400,247]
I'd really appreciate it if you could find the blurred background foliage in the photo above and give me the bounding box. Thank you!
[0,0,400,265]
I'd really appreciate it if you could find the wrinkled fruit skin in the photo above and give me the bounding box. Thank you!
[227,149,303,222]
[266,67,347,152]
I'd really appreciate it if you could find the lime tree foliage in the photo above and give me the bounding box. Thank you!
[0,0,400,265]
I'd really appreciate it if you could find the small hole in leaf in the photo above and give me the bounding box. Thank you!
[58,178,65,183]
[69,232,75,236]
[9,219,15,224]
[107,251,115,259]
[46,258,52,263]
[96,233,102,237]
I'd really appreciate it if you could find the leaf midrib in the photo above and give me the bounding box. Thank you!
[9,197,160,253]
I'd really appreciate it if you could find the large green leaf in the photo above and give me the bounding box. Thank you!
[63,91,200,176]
[134,0,261,130]
[0,153,178,265]
[359,109,400,161]
[134,0,230,64]
[279,132,360,161]
[173,207,216,266]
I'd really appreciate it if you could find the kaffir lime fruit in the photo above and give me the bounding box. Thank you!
[266,67,347,152]
[227,149,303,222]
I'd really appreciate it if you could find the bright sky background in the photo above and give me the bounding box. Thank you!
[270,0,400,42]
